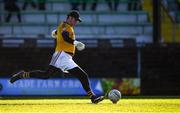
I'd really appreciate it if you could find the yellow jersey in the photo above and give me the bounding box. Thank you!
[55,22,75,54]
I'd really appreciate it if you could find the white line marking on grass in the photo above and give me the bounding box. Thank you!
[0,111,180,113]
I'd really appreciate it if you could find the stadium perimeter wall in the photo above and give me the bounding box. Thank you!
[0,40,180,95]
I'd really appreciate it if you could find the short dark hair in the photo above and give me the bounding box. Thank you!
[67,10,82,22]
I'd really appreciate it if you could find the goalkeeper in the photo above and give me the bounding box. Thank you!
[10,10,104,104]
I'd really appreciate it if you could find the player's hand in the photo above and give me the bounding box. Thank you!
[73,40,85,51]
[51,29,57,39]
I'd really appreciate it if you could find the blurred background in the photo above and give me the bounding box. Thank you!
[0,0,180,97]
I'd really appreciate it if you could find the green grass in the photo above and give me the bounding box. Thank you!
[0,97,180,113]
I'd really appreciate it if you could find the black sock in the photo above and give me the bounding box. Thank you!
[28,70,49,79]
[24,65,58,79]
[68,67,95,98]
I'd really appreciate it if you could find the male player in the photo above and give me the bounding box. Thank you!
[10,10,104,104]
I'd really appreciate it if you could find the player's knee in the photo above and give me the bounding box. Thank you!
[42,70,51,79]
[80,71,89,79]
[41,66,57,79]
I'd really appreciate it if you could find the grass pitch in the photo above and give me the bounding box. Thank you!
[0,97,180,113]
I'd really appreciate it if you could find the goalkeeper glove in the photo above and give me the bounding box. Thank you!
[51,29,57,39]
[73,40,85,51]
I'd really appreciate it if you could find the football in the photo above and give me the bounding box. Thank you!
[108,89,121,104]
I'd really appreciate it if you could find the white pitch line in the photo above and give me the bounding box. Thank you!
[0,111,180,113]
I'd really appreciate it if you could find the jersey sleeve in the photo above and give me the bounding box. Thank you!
[61,26,74,44]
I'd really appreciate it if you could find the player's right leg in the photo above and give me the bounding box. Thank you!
[9,65,58,83]
[68,67,104,104]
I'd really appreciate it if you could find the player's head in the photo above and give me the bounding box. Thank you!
[66,10,82,26]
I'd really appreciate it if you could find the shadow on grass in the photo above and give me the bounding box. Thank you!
[1,95,180,100]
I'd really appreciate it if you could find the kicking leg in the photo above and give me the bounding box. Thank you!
[68,67,104,104]
[10,65,58,83]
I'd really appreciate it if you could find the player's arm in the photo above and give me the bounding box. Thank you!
[62,31,74,44]
[62,31,85,51]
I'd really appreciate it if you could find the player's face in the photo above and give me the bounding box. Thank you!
[71,17,78,26]
[68,16,78,26]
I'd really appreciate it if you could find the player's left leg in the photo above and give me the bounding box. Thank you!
[68,67,104,104]
[10,65,59,83]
